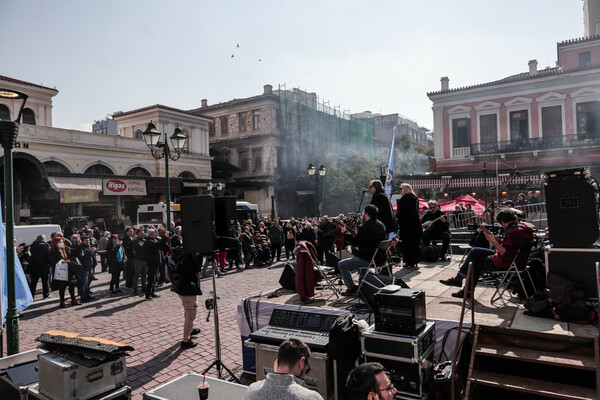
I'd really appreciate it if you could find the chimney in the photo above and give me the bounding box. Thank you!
[528,60,538,76]
[441,77,449,91]
[201,99,208,108]
[263,84,273,95]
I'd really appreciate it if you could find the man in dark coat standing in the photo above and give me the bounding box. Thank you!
[396,183,423,268]
[143,229,162,300]
[369,180,397,235]
[28,234,50,299]
[121,226,135,288]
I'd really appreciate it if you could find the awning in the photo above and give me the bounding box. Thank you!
[48,176,103,192]
[296,190,315,196]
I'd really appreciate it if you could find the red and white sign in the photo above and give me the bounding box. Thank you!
[103,179,147,196]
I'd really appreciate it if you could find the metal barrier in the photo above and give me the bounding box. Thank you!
[445,202,547,230]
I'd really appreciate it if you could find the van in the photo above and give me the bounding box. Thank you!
[14,224,62,246]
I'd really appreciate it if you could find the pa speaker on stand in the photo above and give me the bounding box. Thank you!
[181,195,214,254]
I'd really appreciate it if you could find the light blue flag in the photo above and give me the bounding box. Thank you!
[385,129,396,197]
[0,194,34,324]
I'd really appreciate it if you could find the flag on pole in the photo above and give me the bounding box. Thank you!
[384,128,396,197]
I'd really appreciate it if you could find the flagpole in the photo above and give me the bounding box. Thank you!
[385,126,396,197]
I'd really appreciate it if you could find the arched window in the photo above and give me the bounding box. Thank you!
[43,161,70,174]
[134,129,144,139]
[84,164,113,176]
[127,167,151,177]
[0,104,10,121]
[178,171,195,179]
[22,108,36,125]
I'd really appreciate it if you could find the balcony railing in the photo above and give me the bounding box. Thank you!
[465,134,600,156]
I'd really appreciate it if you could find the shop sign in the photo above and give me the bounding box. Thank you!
[103,179,147,196]
[147,179,182,194]
[60,190,99,204]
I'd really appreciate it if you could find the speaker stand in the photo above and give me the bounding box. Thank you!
[203,253,241,383]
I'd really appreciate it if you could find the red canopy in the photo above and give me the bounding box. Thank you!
[454,194,478,204]
[392,197,429,213]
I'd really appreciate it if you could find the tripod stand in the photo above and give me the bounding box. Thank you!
[203,250,241,383]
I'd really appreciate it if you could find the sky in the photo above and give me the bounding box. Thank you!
[2,0,586,133]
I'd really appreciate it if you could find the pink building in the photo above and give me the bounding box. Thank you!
[404,35,600,195]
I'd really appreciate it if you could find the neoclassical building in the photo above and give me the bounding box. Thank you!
[0,75,212,228]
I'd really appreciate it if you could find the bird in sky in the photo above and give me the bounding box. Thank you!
[231,54,234,58]
[236,43,240,48]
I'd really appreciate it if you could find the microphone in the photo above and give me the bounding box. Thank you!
[361,189,369,193]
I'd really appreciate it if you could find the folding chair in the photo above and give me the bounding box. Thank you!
[355,239,393,295]
[490,241,537,304]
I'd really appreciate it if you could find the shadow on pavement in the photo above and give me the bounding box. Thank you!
[128,343,184,391]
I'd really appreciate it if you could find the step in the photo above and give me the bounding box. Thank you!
[469,370,597,400]
[475,342,597,371]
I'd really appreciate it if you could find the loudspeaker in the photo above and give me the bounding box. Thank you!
[544,169,600,248]
[279,264,296,290]
[214,196,237,249]
[545,248,599,299]
[181,195,214,254]
[358,273,409,308]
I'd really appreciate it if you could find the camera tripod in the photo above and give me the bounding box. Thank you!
[202,250,241,383]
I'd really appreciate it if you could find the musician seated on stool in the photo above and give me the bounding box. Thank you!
[338,204,387,296]
[244,338,324,400]
[346,362,397,400]
[439,207,535,298]
[421,200,451,261]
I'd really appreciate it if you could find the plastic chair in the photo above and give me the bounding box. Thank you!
[490,241,537,304]
[354,239,394,293]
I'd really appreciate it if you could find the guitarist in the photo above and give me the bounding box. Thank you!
[421,200,451,261]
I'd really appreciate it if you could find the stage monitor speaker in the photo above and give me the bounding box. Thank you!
[546,248,599,299]
[214,196,237,249]
[544,168,600,248]
[181,195,214,254]
[279,264,296,290]
[358,273,409,308]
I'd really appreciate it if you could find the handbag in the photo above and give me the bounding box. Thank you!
[53,260,68,281]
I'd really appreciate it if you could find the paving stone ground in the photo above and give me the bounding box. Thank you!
[13,260,288,399]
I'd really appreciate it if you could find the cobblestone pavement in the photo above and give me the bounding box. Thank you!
[15,260,289,399]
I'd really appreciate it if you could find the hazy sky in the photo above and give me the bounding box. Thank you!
[2,1,585,132]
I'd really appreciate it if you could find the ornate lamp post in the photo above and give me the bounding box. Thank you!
[0,88,28,355]
[142,121,187,239]
[307,163,326,217]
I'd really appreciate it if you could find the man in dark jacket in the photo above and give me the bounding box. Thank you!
[268,219,283,262]
[28,234,50,299]
[143,229,162,300]
[421,200,451,261]
[121,226,135,288]
[73,236,97,302]
[369,180,397,235]
[338,205,386,296]
[132,227,147,296]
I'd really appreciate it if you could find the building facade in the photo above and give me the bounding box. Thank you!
[192,84,375,217]
[404,34,600,200]
[0,75,212,229]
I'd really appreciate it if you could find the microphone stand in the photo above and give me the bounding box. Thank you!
[357,189,368,214]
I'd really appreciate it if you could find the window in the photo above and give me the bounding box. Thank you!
[577,101,599,140]
[452,118,470,148]
[252,149,262,171]
[22,108,35,125]
[252,110,261,130]
[209,122,215,137]
[84,164,113,176]
[127,167,151,177]
[43,161,69,174]
[579,51,591,68]
[510,110,529,145]
[178,171,195,179]
[479,114,497,152]
[238,112,246,132]
[134,129,144,139]
[238,150,248,171]
[220,116,228,135]
[276,147,283,170]
[0,104,10,120]
[541,105,562,141]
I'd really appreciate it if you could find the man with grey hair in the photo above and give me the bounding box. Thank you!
[98,231,111,272]
[143,229,162,300]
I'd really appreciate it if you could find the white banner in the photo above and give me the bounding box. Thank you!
[103,179,147,196]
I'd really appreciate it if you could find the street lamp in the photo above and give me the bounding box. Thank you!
[143,121,187,239]
[0,88,28,355]
[307,163,326,217]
